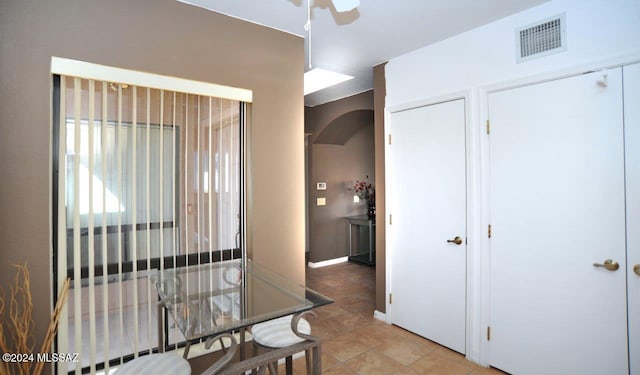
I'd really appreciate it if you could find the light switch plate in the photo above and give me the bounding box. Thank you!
[317,197,326,206]
[353,195,360,203]
[317,182,327,191]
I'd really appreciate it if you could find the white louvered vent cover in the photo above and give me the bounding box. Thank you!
[516,13,567,63]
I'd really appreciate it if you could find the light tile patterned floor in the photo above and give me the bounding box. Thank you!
[280,262,507,375]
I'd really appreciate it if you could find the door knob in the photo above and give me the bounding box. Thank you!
[447,236,463,245]
[634,264,640,276]
[593,259,619,271]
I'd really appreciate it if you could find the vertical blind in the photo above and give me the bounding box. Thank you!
[54,74,246,374]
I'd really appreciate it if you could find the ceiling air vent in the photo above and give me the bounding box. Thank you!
[516,13,566,63]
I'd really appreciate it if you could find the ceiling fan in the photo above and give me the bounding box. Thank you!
[331,0,360,12]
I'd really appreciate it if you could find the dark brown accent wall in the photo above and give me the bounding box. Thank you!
[307,91,374,139]
[305,91,375,263]
[374,63,387,313]
[310,126,375,261]
[0,1,304,372]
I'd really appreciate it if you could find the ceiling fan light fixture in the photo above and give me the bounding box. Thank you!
[332,0,360,13]
[304,68,354,95]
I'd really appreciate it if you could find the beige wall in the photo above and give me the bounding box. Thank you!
[374,63,387,313]
[0,0,304,371]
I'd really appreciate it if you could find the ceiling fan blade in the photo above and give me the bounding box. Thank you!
[331,0,360,13]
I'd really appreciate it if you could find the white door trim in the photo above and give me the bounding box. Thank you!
[385,89,484,362]
[623,62,640,375]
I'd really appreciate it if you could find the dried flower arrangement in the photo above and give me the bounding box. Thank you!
[0,263,70,375]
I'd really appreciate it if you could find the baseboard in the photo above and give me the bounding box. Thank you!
[307,256,348,268]
[373,310,387,322]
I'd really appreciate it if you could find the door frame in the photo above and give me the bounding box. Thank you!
[384,89,485,360]
[478,54,640,369]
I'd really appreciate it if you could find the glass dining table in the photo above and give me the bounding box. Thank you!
[148,258,332,374]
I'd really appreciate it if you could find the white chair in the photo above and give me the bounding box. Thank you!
[251,315,312,375]
[115,353,191,374]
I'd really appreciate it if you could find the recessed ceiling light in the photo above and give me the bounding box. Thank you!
[304,68,354,96]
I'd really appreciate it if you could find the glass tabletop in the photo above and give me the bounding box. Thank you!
[148,259,332,342]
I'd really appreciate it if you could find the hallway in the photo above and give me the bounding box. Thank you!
[295,262,505,374]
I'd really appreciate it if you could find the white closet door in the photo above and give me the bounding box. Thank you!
[488,69,628,375]
[389,99,466,353]
[625,62,640,375]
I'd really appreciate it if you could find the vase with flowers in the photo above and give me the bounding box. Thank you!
[351,177,376,218]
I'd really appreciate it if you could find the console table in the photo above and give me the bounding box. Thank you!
[345,215,375,266]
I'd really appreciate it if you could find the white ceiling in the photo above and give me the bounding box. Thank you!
[179,0,549,106]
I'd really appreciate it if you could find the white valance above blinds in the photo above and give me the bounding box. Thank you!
[51,57,253,103]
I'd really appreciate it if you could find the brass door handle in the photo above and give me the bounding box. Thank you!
[447,236,463,245]
[593,259,619,271]
[634,264,640,276]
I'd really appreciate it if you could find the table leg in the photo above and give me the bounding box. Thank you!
[240,327,246,360]
[286,356,293,375]
[157,304,164,353]
[348,222,353,258]
[252,342,259,375]
[183,341,191,359]
[268,362,278,374]
[369,221,373,263]
[312,345,321,375]
[305,349,312,375]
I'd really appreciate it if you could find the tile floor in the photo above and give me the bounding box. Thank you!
[281,261,507,375]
